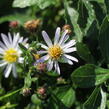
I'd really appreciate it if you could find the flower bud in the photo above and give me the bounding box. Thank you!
[22,88,31,96]
[37,87,46,95]
[36,63,46,71]
[62,24,72,34]
[57,77,66,84]
[24,19,41,32]
[9,21,19,28]
[37,87,47,99]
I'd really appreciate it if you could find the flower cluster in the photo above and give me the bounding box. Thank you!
[0,27,78,78]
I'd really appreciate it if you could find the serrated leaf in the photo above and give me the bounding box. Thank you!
[71,64,109,88]
[64,0,83,42]
[76,42,95,63]
[83,86,101,109]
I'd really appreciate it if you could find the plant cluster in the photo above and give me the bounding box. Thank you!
[0,0,109,109]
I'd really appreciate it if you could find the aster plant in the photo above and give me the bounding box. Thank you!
[0,33,28,78]
[0,0,109,109]
[38,27,78,74]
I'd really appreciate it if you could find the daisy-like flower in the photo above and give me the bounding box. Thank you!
[0,33,28,78]
[38,27,78,74]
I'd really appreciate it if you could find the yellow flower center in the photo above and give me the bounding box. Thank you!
[48,45,63,60]
[3,48,18,63]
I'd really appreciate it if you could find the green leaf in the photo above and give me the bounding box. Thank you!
[64,0,83,42]
[13,0,37,8]
[0,88,21,101]
[24,72,32,88]
[83,86,101,109]
[71,64,109,88]
[88,0,104,4]
[54,86,75,108]
[105,0,109,14]
[46,71,59,77]
[0,13,35,25]
[31,94,42,105]
[82,0,96,36]
[35,0,56,9]
[0,103,18,109]
[13,0,56,9]
[76,42,95,63]
[99,16,109,63]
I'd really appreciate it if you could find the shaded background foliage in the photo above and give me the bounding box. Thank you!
[0,0,109,109]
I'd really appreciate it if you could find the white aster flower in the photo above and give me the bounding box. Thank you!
[0,33,28,78]
[38,27,78,74]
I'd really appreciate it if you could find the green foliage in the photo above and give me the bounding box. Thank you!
[64,0,83,42]
[0,0,109,109]
[76,42,95,63]
[53,86,75,108]
[83,86,101,109]
[99,15,109,63]
[12,0,56,9]
[71,64,109,88]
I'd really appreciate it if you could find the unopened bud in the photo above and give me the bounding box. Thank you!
[37,87,46,95]
[22,88,31,96]
[36,63,46,71]
[62,24,72,34]
[57,77,66,84]
[24,19,41,32]
[9,21,19,28]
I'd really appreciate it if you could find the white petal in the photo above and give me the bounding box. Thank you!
[62,56,73,65]
[1,33,11,47]
[0,47,5,54]
[37,43,48,50]
[0,61,7,67]
[62,40,76,49]
[4,64,12,78]
[64,54,78,62]
[18,57,24,63]
[47,60,53,71]
[59,30,68,45]
[40,55,49,61]
[63,35,69,43]
[64,47,77,53]
[13,33,20,47]
[37,51,47,54]
[8,33,13,43]
[23,38,28,43]
[54,27,61,44]
[61,35,69,46]
[0,41,7,50]
[42,31,52,47]
[54,61,60,74]
[18,37,23,43]
[12,64,17,78]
